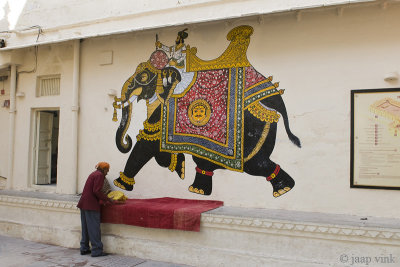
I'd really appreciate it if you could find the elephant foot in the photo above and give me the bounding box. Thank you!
[168,153,185,180]
[175,153,185,180]
[267,165,295,198]
[113,172,135,191]
[188,168,213,195]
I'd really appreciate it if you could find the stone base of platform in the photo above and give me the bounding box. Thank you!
[1,190,399,266]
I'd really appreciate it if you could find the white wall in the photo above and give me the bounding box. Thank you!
[10,43,76,192]
[4,3,400,218]
[78,4,400,218]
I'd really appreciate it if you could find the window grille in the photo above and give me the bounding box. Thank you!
[37,75,60,96]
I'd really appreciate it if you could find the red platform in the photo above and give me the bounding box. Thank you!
[101,197,223,232]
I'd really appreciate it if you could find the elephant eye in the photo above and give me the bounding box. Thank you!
[141,73,149,82]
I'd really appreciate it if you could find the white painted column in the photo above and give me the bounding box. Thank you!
[70,40,80,194]
[6,64,17,189]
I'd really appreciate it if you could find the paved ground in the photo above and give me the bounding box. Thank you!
[0,235,191,267]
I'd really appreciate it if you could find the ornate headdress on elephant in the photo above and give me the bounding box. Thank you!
[112,53,181,154]
[112,61,159,153]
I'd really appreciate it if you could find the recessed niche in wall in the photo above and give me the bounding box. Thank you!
[99,50,113,65]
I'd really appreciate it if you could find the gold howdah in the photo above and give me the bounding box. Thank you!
[185,25,253,72]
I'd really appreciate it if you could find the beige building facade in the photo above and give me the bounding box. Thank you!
[1,1,400,266]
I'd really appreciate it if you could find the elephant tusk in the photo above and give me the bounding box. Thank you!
[119,87,142,108]
[123,95,138,107]
[112,94,139,121]
[112,87,141,121]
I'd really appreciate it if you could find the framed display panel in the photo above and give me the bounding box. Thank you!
[351,88,400,189]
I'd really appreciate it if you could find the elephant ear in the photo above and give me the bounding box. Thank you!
[136,68,159,101]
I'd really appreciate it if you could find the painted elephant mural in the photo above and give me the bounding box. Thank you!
[112,25,301,197]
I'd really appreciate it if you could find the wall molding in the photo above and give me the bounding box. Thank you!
[0,194,78,213]
[1,193,400,245]
[202,214,400,245]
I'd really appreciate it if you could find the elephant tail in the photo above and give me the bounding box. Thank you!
[282,111,301,148]
[261,94,301,148]
[115,105,133,153]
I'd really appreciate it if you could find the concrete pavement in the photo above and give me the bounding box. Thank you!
[0,235,191,267]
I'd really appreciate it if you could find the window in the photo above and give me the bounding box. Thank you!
[36,75,60,97]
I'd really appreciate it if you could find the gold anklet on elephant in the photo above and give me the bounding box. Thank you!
[143,120,161,132]
[113,180,126,190]
[120,172,135,185]
[168,154,178,172]
[136,129,161,142]
[180,161,185,179]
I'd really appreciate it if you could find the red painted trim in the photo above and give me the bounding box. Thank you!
[266,164,280,181]
[195,167,214,176]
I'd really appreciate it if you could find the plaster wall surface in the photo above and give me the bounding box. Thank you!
[2,3,400,219]
[77,4,400,218]
[9,43,76,193]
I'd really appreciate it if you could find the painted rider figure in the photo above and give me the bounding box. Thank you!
[156,28,188,69]
[155,29,195,95]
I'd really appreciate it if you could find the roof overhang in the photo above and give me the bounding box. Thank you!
[0,0,378,51]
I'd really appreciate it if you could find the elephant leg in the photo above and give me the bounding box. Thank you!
[188,157,224,195]
[244,158,295,198]
[268,164,295,198]
[154,152,185,179]
[243,116,295,198]
[114,139,156,191]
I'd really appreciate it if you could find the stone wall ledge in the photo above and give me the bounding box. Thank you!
[2,189,400,266]
[204,207,400,246]
[0,189,80,213]
[1,189,400,246]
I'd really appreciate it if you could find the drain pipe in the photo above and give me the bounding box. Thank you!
[6,64,17,189]
[70,39,80,194]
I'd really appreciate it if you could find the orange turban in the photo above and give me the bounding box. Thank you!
[95,162,110,171]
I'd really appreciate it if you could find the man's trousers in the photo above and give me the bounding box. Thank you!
[80,209,103,256]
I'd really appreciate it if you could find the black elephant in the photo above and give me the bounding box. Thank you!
[112,25,301,198]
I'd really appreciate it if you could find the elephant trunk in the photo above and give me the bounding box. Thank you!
[115,104,133,153]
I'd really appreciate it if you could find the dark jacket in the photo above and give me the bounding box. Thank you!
[77,170,111,211]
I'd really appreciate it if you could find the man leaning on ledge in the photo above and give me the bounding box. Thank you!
[77,162,119,257]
